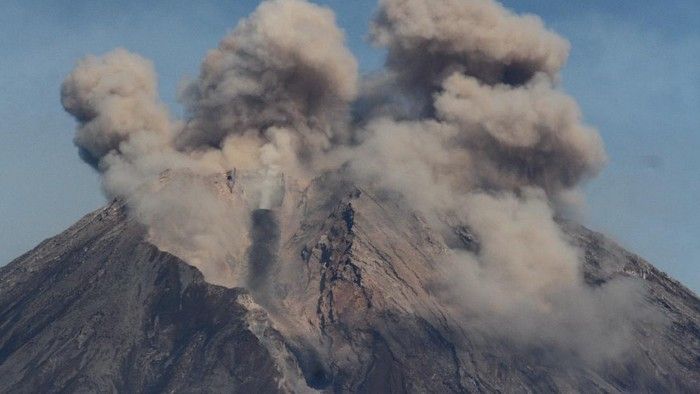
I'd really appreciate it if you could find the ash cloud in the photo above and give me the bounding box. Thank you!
[61,48,173,166]
[347,0,639,363]
[60,0,355,288]
[178,0,358,157]
[61,0,649,365]
[434,73,606,195]
[371,0,570,113]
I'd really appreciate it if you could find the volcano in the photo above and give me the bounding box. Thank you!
[4,0,700,390]
[0,174,698,393]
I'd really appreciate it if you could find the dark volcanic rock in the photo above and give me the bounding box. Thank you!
[0,200,285,393]
[1,184,699,393]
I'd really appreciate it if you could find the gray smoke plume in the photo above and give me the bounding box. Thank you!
[371,0,570,113]
[60,48,248,287]
[344,0,643,363]
[60,0,650,366]
[178,0,358,157]
[60,0,357,287]
[61,48,173,167]
[435,73,606,195]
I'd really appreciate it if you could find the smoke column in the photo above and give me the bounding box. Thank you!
[247,209,281,296]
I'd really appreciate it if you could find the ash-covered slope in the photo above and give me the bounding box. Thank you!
[1,177,698,393]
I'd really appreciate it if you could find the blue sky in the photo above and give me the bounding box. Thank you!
[1,1,698,292]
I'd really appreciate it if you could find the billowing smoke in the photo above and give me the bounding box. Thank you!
[60,0,356,287]
[347,0,634,362]
[371,0,569,114]
[435,74,606,194]
[61,0,647,366]
[178,0,358,156]
[61,48,173,167]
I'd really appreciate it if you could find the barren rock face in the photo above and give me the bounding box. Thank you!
[1,176,699,393]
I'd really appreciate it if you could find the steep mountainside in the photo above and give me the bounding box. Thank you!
[1,177,698,393]
[0,201,293,393]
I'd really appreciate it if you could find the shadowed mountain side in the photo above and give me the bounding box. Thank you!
[0,200,290,393]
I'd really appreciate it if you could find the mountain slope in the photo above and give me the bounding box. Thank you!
[0,200,292,393]
[1,178,698,393]
[272,177,700,392]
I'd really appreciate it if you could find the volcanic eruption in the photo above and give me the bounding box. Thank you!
[0,0,698,392]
